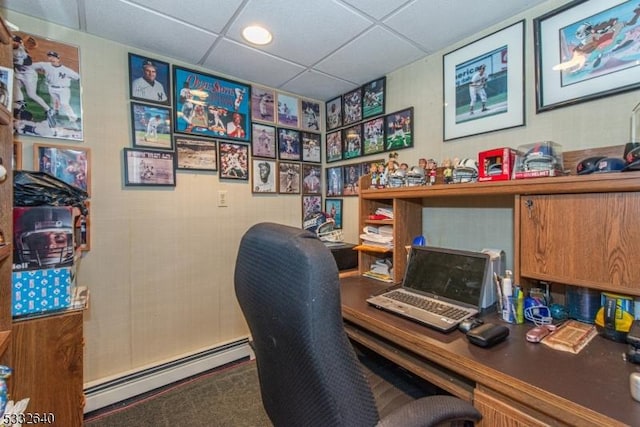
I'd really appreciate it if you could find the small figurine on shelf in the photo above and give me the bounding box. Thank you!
[426,158,437,185]
[443,158,454,184]
[371,162,387,188]
[385,151,400,176]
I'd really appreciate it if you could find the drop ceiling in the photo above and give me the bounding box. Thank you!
[2,0,550,101]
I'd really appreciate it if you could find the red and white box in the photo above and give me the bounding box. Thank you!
[478,148,517,182]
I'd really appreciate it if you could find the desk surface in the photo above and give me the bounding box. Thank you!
[340,276,639,427]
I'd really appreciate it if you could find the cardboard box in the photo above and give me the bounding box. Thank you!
[12,267,75,317]
[478,148,516,182]
[13,206,79,271]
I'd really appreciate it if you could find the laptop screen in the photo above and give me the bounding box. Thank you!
[403,246,489,307]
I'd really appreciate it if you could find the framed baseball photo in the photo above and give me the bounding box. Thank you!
[251,86,275,123]
[131,101,173,150]
[326,96,342,131]
[363,117,385,156]
[12,31,84,141]
[123,148,176,187]
[278,128,301,161]
[301,99,321,131]
[278,161,301,194]
[173,66,251,143]
[325,198,343,229]
[252,159,277,193]
[342,87,363,126]
[326,130,342,163]
[128,53,170,106]
[342,163,362,197]
[384,107,414,151]
[301,132,321,163]
[302,163,322,195]
[326,166,343,197]
[219,142,249,180]
[174,135,217,171]
[251,123,277,159]
[443,20,525,140]
[362,77,386,119]
[342,124,363,160]
[302,195,322,223]
[277,93,300,128]
[34,143,91,195]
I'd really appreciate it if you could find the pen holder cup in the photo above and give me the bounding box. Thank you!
[501,296,524,324]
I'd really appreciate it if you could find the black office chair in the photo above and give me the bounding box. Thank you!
[234,222,481,427]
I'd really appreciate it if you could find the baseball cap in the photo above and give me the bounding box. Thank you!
[47,51,59,58]
[12,35,22,42]
[142,60,156,68]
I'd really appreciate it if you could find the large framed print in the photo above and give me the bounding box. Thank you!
[301,99,321,131]
[363,117,385,156]
[326,130,342,163]
[128,53,170,105]
[252,159,277,193]
[443,20,525,141]
[219,142,249,180]
[251,86,275,123]
[34,143,90,194]
[12,31,84,141]
[277,93,300,128]
[326,96,342,131]
[131,102,173,150]
[325,198,343,229]
[301,132,321,163]
[173,66,251,143]
[534,1,640,112]
[362,77,386,119]
[342,87,363,126]
[385,108,414,150]
[124,148,176,187]
[251,123,277,159]
[174,135,217,171]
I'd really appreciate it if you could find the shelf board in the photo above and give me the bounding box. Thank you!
[354,244,392,254]
[364,219,393,225]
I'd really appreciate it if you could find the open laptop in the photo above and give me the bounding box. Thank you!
[366,245,492,333]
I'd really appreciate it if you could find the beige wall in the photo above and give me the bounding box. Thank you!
[5,0,640,386]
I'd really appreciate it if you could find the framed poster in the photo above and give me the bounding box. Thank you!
[326,166,343,197]
[173,66,251,143]
[123,148,176,187]
[278,128,301,160]
[251,123,277,159]
[301,132,321,163]
[362,77,386,119]
[443,20,525,140]
[251,86,275,123]
[302,163,322,195]
[326,96,342,131]
[252,159,277,193]
[362,117,385,156]
[342,87,363,126]
[342,163,362,197]
[219,142,249,180]
[277,93,299,128]
[128,53,170,105]
[278,161,301,194]
[384,107,414,151]
[326,130,342,163]
[34,143,90,194]
[302,195,322,223]
[342,124,362,160]
[534,1,640,112]
[12,31,83,141]
[325,198,343,229]
[174,135,217,171]
[130,101,173,150]
[301,99,321,131]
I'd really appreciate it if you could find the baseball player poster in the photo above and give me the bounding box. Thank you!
[12,31,84,141]
[173,66,251,144]
[443,20,524,141]
[128,53,170,106]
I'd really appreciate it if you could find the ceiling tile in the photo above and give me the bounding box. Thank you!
[316,26,424,85]
[340,0,412,20]
[84,1,216,64]
[226,0,373,66]
[2,0,80,29]
[281,70,359,102]
[203,39,306,89]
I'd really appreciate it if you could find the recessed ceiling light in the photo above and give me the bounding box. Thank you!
[242,25,272,45]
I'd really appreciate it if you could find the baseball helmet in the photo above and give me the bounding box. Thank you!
[523,144,557,172]
[576,156,605,175]
[452,158,478,183]
[593,157,625,173]
[406,166,426,186]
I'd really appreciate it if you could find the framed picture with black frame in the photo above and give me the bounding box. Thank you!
[342,123,363,160]
[174,135,217,171]
[362,76,386,119]
[384,107,414,151]
[130,101,173,150]
[362,116,385,156]
[326,130,342,163]
[326,166,343,197]
[326,95,342,131]
[278,128,301,161]
[325,198,343,229]
[219,142,249,180]
[342,87,363,126]
[128,53,170,106]
[123,148,176,187]
[301,132,321,163]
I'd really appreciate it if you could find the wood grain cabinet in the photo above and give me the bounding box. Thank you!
[519,193,640,295]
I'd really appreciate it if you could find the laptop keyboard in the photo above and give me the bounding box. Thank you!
[385,290,469,321]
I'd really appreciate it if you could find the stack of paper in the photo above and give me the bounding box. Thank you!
[375,207,393,219]
[360,225,393,249]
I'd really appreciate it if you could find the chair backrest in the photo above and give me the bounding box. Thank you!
[234,222,379,427]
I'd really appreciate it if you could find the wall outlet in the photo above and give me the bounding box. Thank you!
[217,190,228,207]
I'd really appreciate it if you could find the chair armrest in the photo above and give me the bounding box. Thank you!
[376,395,481,427]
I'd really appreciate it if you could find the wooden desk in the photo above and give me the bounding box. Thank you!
[341,276,639,427]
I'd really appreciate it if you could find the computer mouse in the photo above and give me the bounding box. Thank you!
[458,318,484,333]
